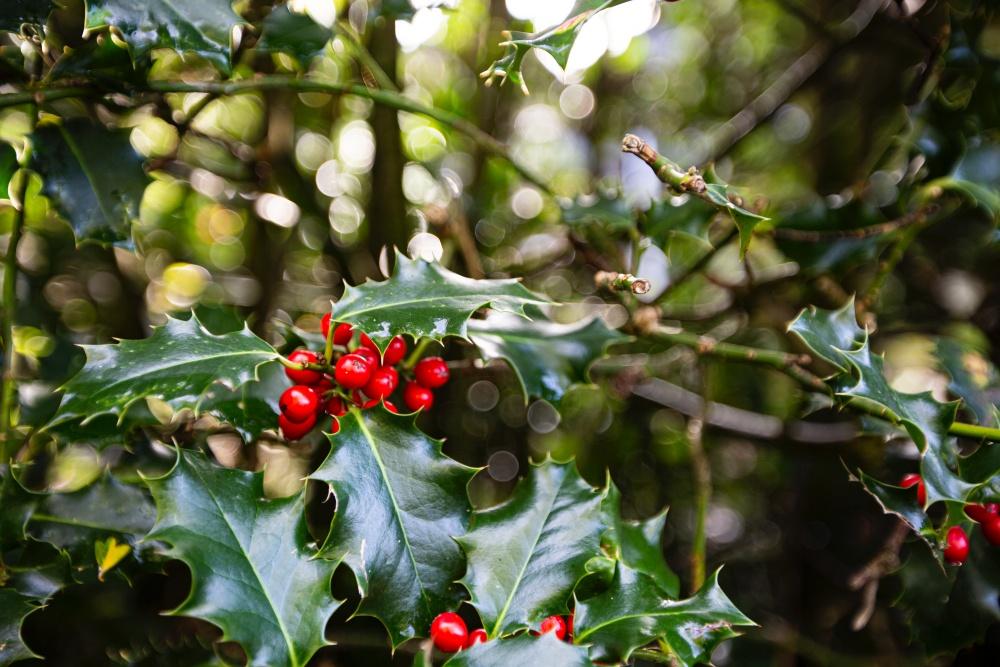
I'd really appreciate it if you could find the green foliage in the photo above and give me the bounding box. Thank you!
[330,250,548,351]
[256,6,332,64]
[703,183,769,258]
[445,633,595,666]
[458,459,606,637]
[0,1,53,31]
[145,449,338,667]
[602,482,679,597]
[311,408,476,647]
[0,588,39,664]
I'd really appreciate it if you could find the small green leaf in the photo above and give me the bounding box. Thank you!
[0,588,40,664]
[468,312,628,403]
[48,314,279,428]
[0,1,54,30]
[31,118,149,242]
[330,249,548,352]
[444,632,595,666]
[703,183,769,258]
[145,449,338,667]
[311,409,476,647]
[458,459,606,637]
[601,482,679,597]
[85,0,244,71]
[256,6,332,63]
[573,564,753,665]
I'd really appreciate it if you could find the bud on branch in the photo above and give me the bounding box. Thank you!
[595,270,651,295]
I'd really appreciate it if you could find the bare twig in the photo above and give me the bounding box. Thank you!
[773,208,928,242]
[848,521,908,631]
[594,270,651,295]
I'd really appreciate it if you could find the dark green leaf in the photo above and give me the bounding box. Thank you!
[48,314,279,428]
[0,1,53,31]
[330,249,548,352]
[311,408,476,647]
[851,469,942,559]
[468,313,627,403]
[201,360,291,441]
[601,482,679,597]
[257,6,331,63]
[0,143,16,199]
[444,632,595,666]
[458,459,606,637]
[0,588,40,664]
[0,465,34,548]
[788,298,866,372]
[561,193,636,232]
[31,118,148,242]
[145,449,338,667]
[85,0,243,71]
[573,564,753,665]
[702,183,769,258]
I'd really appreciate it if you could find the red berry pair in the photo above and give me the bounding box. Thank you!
[902,474,1000,564]
[429,612,486,653]
[403,356,449,411]
[532,614,573,641]
[965,502,1000,547]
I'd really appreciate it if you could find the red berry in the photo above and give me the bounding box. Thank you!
[403,382,434,411]
[335,354,373,389]
[383,336,407,366]
[279,385,320,422]
[325,395,347,417]
[313,376,334,397]
[466,628,488,648]
[943,525,970,565]
[539,615,567,640]
[359,332,379,352]
[384,400,399,414]
[364,367,399,400]
[414,356,449,388]
[285,349,323,385]
[329,417,341,435]
[900,473,926,506]
[983,515,1000,546]
[430,612,467,653]
[965,503,999,523]
[353,345,380,368]
[320,312,332,338]
[333,323,353,346]
[279,412,315,440]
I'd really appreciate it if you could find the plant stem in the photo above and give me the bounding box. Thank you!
[687,415,709,593]
[402,337,433,369]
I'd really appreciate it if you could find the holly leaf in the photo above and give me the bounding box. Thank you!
[48,314,279,429]
[31,118,149,243]
[601,482,679,598]
[85,0,243,71]
[573,564,753,665]
[200,360,291,441]
[444,632,595,666]
[468,312,627,403]
[330,249,548,352]
[703,183,769,258]
[482,0,629,93]
[256,6,332,63]
[0,588,40,664]
[850,469,942,560]
[0,1,53,31]
[145,449,338,667]
[311,408,476,647]
[787,297,866,372]
[457,459,606,637]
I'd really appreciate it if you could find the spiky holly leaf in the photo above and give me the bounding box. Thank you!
[329,250,548,352]
[311,408,476,647]
[703,183,769,258]
[574,564,753,664]
[444,633,595,666]
[48,314,278,429]
[787,297,866,373]
[0,588,40,664]
[458,459,606,638]
[85,0,243,71]
[256,5,332,63]
[850,469,943,560]
[145,449,337,667]
[468,312,627,403]
[601,482,679,597]
[200,361,291,441]
[31,118,149,243]
[482,0,630,93]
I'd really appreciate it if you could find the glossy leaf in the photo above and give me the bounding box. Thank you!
[145,449,338,667]
[48,314,278,428]
[601,482,679,597]
[458,459,606,637]
[200,360,291,440]
[0,1,53,30]
[850,469,942,559]
[311,408,476,647]
[330,249,548,352]
[31,118,149,242]
[573,564,753,664]
[787,297,865,372]
[257,6,331,63]
[703,183,769,257]
[468,312,627,403]
[444,633,595,666]
[85,0,243,71]
[0,588,39,664]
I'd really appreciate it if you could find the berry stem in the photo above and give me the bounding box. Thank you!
[277,356,332,374]
[402,337,433,370]
[323,318,335,366]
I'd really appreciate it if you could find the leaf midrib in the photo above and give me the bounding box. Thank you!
[190,461,300,667]
[335,292,527,323]
[58,124,116,226]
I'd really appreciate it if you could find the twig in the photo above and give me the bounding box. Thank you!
[772,208,927,241]
[848,521,908,631]
[688,414,709,593]
[621,134,708,199]
[594,270,651,295]
[857,216,927,313]
[335,20,398,92]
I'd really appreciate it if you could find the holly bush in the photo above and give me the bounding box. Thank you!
[0,1,998,666]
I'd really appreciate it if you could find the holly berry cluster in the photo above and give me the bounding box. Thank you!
[428,612,573,653]
[277,313,450,440]
[900,473,1000,564]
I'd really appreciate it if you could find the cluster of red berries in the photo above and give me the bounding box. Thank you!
[277,313,450,440]
[900,473,1000,564]
[428,612,573,653]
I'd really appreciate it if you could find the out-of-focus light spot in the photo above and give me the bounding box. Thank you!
[603,0,659,55]
[487,451,519,482]
[295,131,331,172]
[402,163,446,205]
[130,116,179,157]
[87,272,122,304]
[61,298,97,332]
[316,160,342,197]
[505,0,573,29]
[527,400,561,433]
[209,240,245,271]
[468,380,500,412]
[162,262,211,308]
[405,125,447,162]
[559,84,595,119]
[514,104,565,143]
[867,170,898,207]
[190,168,226,198]
[635,243,666,301]
[338,121,375,172]
[475,220,505,247]
[936,270,985,318]
[396,7,449,52]
[602,303,629,329]
[510,187,544,219]
[329,196,363,234]
[288,0,336,27]
[705,505,744,544]
[207,207,244,241]
[255,193,301,228]
[407,232,444,262]
[773,104,811,143]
